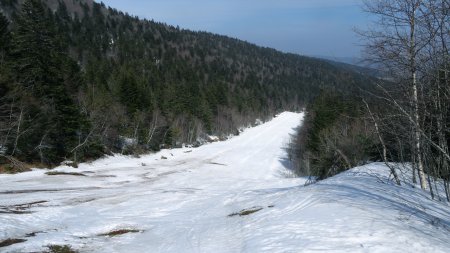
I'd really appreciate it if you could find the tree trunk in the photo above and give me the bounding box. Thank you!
[364,99,401,185]
[410,7,428,190]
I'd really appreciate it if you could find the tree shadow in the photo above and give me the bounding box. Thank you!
[317,177,450,242]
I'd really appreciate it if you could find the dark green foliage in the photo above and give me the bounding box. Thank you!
[4,0,88,164]
[0,0,375,167]
[11,0,57,94]
[0,12,14,168]
[291,91,380,179]
[117,68,150,113]
[306,91,360,153]
[0,12,9,52]
[0,0,16,9]
[0,11,10,82]
[0,12,11,97]
[148,126,172,151]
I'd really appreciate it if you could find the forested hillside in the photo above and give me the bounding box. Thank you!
[0,0,373,168]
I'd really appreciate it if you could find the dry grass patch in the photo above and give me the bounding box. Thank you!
[0,200,48,214]
[45,171,86,177]
[0,238,27,248]
[0,163,30,174]
[47,245,78,253]
[99,229,141,237]
[228,206,264,217]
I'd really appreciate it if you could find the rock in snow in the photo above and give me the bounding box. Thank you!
[0,112,449,252]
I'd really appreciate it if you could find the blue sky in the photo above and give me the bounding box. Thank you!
[98,0,368,58]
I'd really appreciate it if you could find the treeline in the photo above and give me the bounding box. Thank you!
[0,0,373,170]
[290,0,449,201]
[289,91,380,180]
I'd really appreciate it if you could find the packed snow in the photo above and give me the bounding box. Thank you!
[0,112,449,253]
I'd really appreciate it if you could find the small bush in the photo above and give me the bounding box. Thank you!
[290,91,380,180]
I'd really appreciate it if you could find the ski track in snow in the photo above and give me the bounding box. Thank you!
[0,112,449,253]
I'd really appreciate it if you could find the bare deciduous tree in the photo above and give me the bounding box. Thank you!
[359,0,449,195]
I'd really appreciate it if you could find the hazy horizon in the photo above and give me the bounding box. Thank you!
[97,0,368,59]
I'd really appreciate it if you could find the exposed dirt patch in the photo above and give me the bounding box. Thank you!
[0,209,34,214]
[0,200,48,214]
[46,171,87,177]
[0,163,30,174]
[93,174,117,178]
[47,244,78,253]
[99,229,141,237]
[14,200,48,209]
[228,206,264,217]
[25,231,43,237]
[0,238,27,248]
[0,186,101,194]
[162,187,200,194]
[70,197,97,205]
[25,229,57,238]
[158,171,179,177]
[0,160,49,174]
[208,162,227,166]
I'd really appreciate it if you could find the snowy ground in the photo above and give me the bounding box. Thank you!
[1,112,449,253]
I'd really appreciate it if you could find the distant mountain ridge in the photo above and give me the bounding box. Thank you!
[311,55,386,79]
[310,55,363,65]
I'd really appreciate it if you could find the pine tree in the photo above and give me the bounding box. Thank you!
[11,0,57,94]
[0,12,11,150]
[0,12,9,65]
[10,0,86,164]
[0,16,11,121]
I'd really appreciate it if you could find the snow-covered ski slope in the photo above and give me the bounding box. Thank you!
[1,112,449,253]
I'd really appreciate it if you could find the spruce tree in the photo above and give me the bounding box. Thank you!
[0,11,11,115]
[0,11,11,121]
[11,0,86,164]
[0,12,9,65]
[12,0,59,95]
